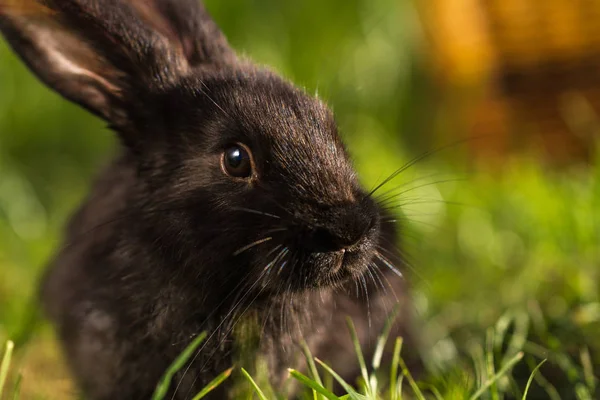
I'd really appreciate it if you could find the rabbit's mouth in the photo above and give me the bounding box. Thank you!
[327,236,374,273]
[259,233,376,292]
[309,245,375,288]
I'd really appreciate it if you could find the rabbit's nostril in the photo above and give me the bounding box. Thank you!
[311,227,346,252]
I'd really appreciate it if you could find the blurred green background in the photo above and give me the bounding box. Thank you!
[0,0,598,398]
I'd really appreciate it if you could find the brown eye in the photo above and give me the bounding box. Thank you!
[221,143,253,179]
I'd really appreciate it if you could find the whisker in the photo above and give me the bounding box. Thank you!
[281,254,298,338]
[366,263,394,316]
[373,172,460,203]
[366,264,386,303]
[172,247,280,397]
[359,274,372,331]
[379,199,470,213]
[260,251,290,337]
[375,177,466,207]
[200,246,286,358]
[380,216,444,236]
[199,81,230,118]
[376,241,431,289]
[193,283,268,391]
[171,282,255,398]
[374,251,403,278]
[230,207,281,219]
[367,135,484,197]
[371,263,399,303]
[367,263,386,295]
[233,237,273,256]
[376,240,414,271]
[266,247,288,273]
[60,205,281,256]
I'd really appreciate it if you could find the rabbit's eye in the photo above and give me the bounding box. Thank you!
[221,144,253,179]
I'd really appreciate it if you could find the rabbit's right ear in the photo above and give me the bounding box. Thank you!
[0,0,235,141]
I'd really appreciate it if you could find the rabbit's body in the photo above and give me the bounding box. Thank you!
[1,1,416,399]
[45,158,408,399]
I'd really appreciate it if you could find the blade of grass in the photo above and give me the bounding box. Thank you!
[191,367,233,400]
[345,318,370,394]
[11,373,22,400]
[522,359,546,399]
[300,340,323,386]
[486,328,499,400]
[525,357,561,400]
[372,305,400,370]
[575,383,593,400]
[417,382,444,400]
[469,352,524,400]
[390,337,403,400]
[0,340,15,399]
[580,347,596,392]
[288,369,340,400]
[398,355,425,400]
[470,344,485,391]
[493,311,514,350]
[507,375,523,399]
[324,371,334,394]
[241,367,268,400]
[396,375,404,399]
[370,305,401,394]
[523,341,581,383]
[501,312,529,366]
[314,358,368,400]
[151,332,207,400]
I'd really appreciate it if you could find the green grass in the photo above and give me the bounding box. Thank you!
[152,333,209,400]
[0,340,15,398]
[5,296,594,399]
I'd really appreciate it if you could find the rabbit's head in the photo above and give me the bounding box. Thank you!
[0,0,397,294]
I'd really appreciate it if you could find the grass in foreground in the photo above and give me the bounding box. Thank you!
[2,304,596,399]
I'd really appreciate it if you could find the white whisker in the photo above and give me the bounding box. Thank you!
[231,207,281,219]
[375,252,403,278]
[266,247,288,272]
[367,263,386,294]
[371,262,399,303]
[360,274,372,331]
[233,237,272,256]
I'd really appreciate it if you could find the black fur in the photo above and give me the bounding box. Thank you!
[0,1,418,399]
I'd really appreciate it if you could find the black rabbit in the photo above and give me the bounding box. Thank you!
[0,1,419,399]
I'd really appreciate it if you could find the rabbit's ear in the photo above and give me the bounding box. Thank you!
[129,0,235,67]
[0,0,235,136]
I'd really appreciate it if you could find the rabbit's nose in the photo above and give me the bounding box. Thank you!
[305,202,376,253]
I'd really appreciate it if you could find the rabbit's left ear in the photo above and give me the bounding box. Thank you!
[0,0,236,140]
